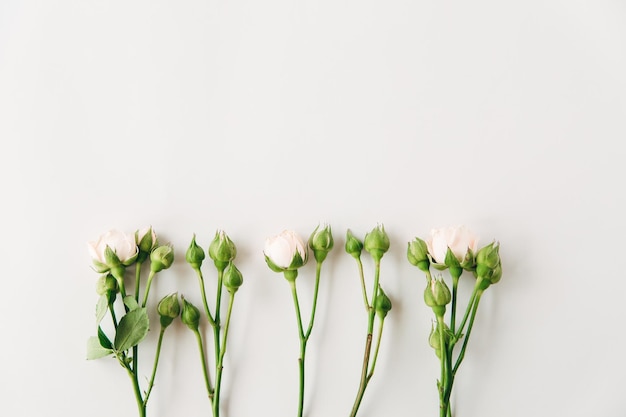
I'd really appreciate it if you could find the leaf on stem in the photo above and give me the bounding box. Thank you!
[114,308,149,352]
[98,326,113,349]
[86,336,113,360]
[95,295,108,325]
[124,296,140,311]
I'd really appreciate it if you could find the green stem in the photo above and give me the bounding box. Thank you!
[449,275,459,334]
[194,267,216,326]
[133,263,143,397]
[144,327,166,405]
[213,292,236,417]
[141,271,156,308]
[356,257,369,311]
[349,258,381,417]
[289,280,306,417]
[194,329,215,402]
[213,268,224,376]
[120,353,146,417]
[135,262,142,303]
[367,316,385,381]
[305,262,322,340]
[108,303,118,329]
[349,333,372,417]
[455,287,479,340]
[452,291,483,376]
[437,314,449,417]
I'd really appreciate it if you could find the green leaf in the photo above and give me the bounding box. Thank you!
[95,295,108,325]
[124,296,139,311]
[87,336,113,360]
[98,326,113,350]
[114,308,149,352]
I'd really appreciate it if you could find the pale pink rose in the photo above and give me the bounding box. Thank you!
[88,229,138,265]
[264,230,308,269]
[426,226,478,264]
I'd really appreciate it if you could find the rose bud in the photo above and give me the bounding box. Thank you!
[264,230,308,280]
[136,226,158,263]
[308,223,334,262]
[424,277,451,317]
[345,229,364,259]
[429,322,450,359]
[224,263,244,293]
[374,286,392,319]
[158,293,180,328]
[208,230,237,271]
[407,237,430,272]
[186,234,206,270]
[476,241,501,279]
[96,274,118,296]
[181,297,201,331]
[150,244,175,273]
[364,224,390,262]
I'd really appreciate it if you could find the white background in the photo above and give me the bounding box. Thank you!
[1,1,625,416]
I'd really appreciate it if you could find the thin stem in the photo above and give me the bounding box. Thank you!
[356,257,369,311]
[366,316,385,381]
[349,258,381,417]
[455,288,478,340]
[108,303,118,329]
[452,291,483,376]
[141,271,156,308]
[437,314,449,417]
[213,269,224,374]
[213,292,236,417]
[449,275,459,334]
[304,261,322,340]
[135,262,142,303]
[194,267,216,326]
[289,279,306,417]
[194,329,215,402]
[349,334,372,417]
[144,327,166,404]
[120,353,146,417]
[368,259,381,334]
[133,263,143,393]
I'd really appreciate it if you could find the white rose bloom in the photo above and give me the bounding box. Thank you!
[264,230,308,269]
[426,226,478,264]
[88,229,138,264]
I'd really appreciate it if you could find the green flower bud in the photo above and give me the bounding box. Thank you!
[490,263,502,284]
[364,224,390,261]
[96,274,118,296]
[150,244,175,273]
[224,263,244,293]
[424,278,451,317]
[374,287,392,319]
[209,230,237,271]
[444,248,463,279]
[309,223,334,263]
[136,226,158,263]
[157,293,180,328]
[429,322,450,359]
[186,235,206,269]
[181,297,200,331]
[476,242,501,279]
[407,237,430,272]
[345,229,364,259]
